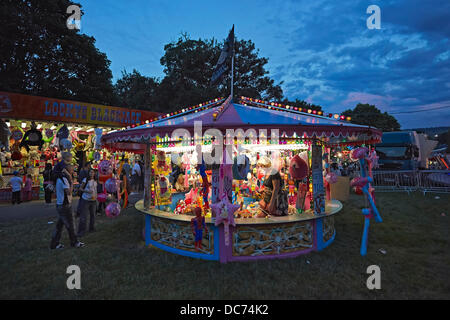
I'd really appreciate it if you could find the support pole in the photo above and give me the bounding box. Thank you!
[311,142,325,215]
[143,143,152,210]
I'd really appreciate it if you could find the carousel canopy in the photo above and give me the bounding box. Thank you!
[102,96,382,153]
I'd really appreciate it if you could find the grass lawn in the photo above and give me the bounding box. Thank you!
[0,192,448,300]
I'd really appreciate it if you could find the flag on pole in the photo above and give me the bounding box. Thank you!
[210,25,234,85]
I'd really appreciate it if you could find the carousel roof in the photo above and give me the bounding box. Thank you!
[102,96,382,152]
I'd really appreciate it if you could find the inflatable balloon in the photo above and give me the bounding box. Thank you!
[289,155,308,180]
[105,202,121,218]
[105,178,118,193]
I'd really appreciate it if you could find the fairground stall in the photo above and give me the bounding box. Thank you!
[0,91,160,202]
[101,96,382,262]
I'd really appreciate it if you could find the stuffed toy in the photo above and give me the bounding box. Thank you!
[94,128,103,150]
[191,207,208,250]
[0,119,11,152]
[19,122,43,151]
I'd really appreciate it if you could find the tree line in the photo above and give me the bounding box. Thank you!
[0,0,400,130]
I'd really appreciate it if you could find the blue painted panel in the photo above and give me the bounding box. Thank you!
[145,215,220,261]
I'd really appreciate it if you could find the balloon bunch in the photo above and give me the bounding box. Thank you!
[350,147,382,256]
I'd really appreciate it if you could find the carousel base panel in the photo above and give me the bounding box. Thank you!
[136,200,342,263]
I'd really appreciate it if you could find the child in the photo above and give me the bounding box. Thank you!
[23,174,33,202]
[8,171,22,205]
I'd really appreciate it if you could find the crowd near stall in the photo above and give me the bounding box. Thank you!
[101,95,383,262]
[0,91,160,204]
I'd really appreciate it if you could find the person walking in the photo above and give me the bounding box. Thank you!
[77,169,98,237]
[50,164,84,249]
[43,163,53,205]
[76,162,91,217]
[8,171,22,205]
[122,158,131,182]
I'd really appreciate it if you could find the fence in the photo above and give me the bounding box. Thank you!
[353,170,450,194]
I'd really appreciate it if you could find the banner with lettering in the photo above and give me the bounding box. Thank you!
[0,91,160,127]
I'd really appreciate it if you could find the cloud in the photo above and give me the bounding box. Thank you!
[267,0,450,128]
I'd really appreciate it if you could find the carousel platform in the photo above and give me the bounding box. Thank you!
[136,199,342,263]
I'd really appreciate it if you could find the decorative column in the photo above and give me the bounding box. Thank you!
[311,142,325,215]
[143,143,152,210]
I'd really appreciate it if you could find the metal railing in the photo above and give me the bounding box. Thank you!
[352,170,450,194]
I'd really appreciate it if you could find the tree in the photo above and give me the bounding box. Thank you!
[0,0,115,105]
[342,103,401,131]
[157,34,284,111]
[114,69,159,111]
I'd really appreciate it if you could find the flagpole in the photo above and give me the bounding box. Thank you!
[230,26,235,101]
[231,52,234,101]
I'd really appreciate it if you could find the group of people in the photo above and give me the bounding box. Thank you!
[121,158,144,194]
[7,171,34,204]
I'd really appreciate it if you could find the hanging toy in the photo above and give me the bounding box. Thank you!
[232,154,250,180]
[211,194,239,246]
[42,128,54,144]
[98,159,112,184]
[350,147,382,256]
[94,128,103,150]
[191,207,208,250]
[289,154,308,212]
[19,121,43,151]
[0,119,11,152]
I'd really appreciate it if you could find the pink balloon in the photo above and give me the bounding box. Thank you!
[350,177,369,188]
[289,155,308,180]
[325,172,338,184]
[106,202,121,218]
[350,147,368,160]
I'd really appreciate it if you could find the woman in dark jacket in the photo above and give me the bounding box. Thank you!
[43,163,53,205]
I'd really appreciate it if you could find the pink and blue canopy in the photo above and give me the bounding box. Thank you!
[102,97,382,153]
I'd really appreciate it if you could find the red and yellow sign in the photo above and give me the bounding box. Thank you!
[0,91,160,127]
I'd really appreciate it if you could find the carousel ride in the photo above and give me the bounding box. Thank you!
[101,96,382,262]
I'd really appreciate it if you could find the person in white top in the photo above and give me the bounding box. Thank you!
[131,160,142,193]
[50,163,84,249]
[77,169,98,237]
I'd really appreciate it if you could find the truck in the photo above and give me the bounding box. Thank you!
[375,131,437,170]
